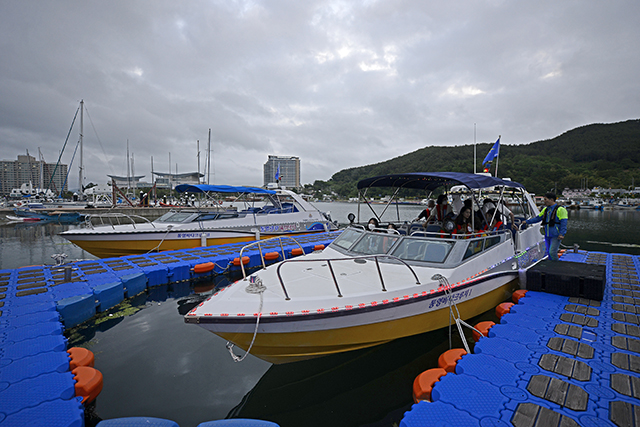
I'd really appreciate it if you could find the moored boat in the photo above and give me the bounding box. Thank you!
[61,184,337,258]
[184,172,546,364]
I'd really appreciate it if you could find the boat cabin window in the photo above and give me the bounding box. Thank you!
[331,228,364,250]
[391,238,453,263]
[351,233,399,255]
[463,239,484,260]
[462,235,502,260]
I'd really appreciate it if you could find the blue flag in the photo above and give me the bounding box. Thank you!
[275,164,281,182]
[482,137,500,166]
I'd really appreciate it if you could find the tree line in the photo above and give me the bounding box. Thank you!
[303,119,640,198]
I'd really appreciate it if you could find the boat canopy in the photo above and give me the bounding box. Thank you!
[356,172,524,191]
[175,184,276,195]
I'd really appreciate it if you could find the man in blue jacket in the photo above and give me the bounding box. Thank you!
[525,192,568,261]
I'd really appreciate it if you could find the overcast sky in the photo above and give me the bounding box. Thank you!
[1,1,638,190]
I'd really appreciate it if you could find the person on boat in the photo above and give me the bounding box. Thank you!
[462,199,484,231]
[524,192,568,261]
[485,209,505,233]
[387,223,398,233]
[453,206,474,237]
[367,217,380,231]
[482,197,516,230]
[415,199,435,222]
[427,194,453,223]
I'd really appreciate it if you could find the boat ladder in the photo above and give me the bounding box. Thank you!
[432,273,484,354]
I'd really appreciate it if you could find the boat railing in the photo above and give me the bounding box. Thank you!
[83,213,156,230]
[275,254,421,301]
[238,235,307,279]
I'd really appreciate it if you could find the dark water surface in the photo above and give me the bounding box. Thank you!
[1,205,639,426]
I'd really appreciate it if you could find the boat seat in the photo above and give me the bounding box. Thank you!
[425,224,442,233]
[408,223,424,235]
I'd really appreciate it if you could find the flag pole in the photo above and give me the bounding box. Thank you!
[495,135,501,178]
[473,123,477,174]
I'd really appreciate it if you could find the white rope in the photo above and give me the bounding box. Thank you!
[146,226,174,254]
[432,274,484,354]
[226,275,267,362]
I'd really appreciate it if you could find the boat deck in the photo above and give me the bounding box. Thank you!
[0,231,341,427]
[401,250,640,427]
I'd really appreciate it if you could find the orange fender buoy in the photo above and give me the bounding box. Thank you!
[438,348,467,373]
[496,302,514,319]
[412,368,447,403]
[473,321,496,342]
[512,289,528,304]
[313,244,325,251]
[290,248,304,256]
[67,347,95,369]
[232,256,250,266]
[263,252,280,261]
[193,262,215,274]
[73,366,103,404]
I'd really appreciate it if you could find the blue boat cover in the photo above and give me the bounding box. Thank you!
[356,172,524,191]
[175,184,276,195]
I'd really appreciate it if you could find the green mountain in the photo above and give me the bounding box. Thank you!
[307,119,640,197]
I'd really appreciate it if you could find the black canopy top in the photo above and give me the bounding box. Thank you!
[356,172,524,191]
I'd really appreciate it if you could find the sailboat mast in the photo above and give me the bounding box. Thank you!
[78,99,84,196]
[207,128,211,185]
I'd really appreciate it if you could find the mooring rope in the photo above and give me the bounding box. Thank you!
[226,275,267,362]
[432,274,483,354]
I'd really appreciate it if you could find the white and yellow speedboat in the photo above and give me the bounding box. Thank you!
[61,184,336,258]
[185,172,545,364]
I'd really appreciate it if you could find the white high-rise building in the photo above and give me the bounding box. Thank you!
[263,155,300,189]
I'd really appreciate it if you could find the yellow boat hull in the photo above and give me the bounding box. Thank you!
[217,278,518,364]
[67,231,320,258]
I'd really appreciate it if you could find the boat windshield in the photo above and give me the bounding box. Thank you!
[154,212,197,223]
[331,228,365,250]
[390,238,453,263]
[351,233,400,255]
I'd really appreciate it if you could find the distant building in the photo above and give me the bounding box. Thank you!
[151,172,204,189]
[263,155,300,189]
[561,188,591,199]
[0,154,67,196]
[107,174,146,190]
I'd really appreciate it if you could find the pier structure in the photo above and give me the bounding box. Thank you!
[402,250,640,427]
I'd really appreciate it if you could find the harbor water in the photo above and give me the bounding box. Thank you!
[1,203,639,427]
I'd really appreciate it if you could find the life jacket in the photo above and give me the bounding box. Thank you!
[541,205,560,227]
[491,221,504,232]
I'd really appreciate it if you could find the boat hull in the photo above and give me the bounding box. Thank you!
[65,229,326,258]
[198,276,518,364]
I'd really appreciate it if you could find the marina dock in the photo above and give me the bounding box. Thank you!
[401,250,640,427]
[3,237,640,426]
[0,231,341,427]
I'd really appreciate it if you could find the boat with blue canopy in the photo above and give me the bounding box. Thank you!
[185,172,545,364]
[61,185,336,258]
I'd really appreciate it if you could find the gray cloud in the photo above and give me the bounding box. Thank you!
[1,0,638,189]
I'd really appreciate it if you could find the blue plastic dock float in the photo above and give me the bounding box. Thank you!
[0,231,340,427]
[402,251,640,427]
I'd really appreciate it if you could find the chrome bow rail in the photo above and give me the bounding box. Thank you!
[275,254,421,300]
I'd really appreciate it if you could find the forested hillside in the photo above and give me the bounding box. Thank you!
[306,119,640,197]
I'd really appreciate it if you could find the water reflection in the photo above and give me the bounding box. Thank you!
[229,310,497,427]
[0,220,96,269]
[67,274,498,427]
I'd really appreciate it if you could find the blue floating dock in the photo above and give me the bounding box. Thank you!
[0,231,340,427]
[401,251,640,427]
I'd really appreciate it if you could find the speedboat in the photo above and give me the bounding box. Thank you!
[185,172,546,364]
[61,184,337,258]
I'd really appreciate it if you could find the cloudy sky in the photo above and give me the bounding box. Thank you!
[1,1,638,190]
